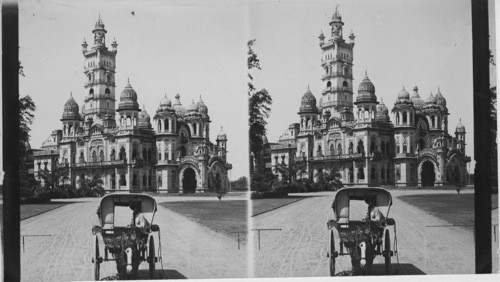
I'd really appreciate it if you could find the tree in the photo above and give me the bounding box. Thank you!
[37,166,69,191]
[248,39,273,181]
[78,175,106,197]
[315,169,343,191]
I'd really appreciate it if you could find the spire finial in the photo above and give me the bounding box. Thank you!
[459,118,461,123]
[308,84,310,90]
[380,97,383,102]
[127,77,130,84]
[70,91,72,97]
[99,12,101,19]
[365,69,367,76]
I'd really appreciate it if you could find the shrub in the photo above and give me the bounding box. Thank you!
[250,191,262,199]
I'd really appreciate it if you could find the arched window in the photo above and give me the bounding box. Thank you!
[143,148,148,162]
[157,120,161,132]
[431,116,435,128]
[105,88,110,94]
[79,151,85,162]
[370,138,375,154]
[158,176,162,186]
[111,173,116,189]
[371,166,376,179]
[119,174,126,186]
[110,149,115,161]
[403,140,408,153]
[148,149,152,163]
[88,74,92,81]
[89,88,94,95]
[92,151,97,162]
[402,112,407,124]
[99,150,104,162]
[165,119,169,130]
[381,167,385,180]
[337,143,342,155]
[348,142,354,154]
[396,141,400,153]
[342,81,348,88]
[119,147,126,161]
[180,146,186,157]
[132,174,137,186]
[396,168,401,180]
[132,147,137,160]
[396,112,400,124]
[358,167,365,179]
[148,174,152,186]
[327,81,332,88]
[107,74,112,82]
[381,141,386,155]
[349,166,354,183]
[330,144,335,155]
[143,174,147,187]
[357,140,364,154]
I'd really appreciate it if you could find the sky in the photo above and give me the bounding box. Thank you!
[19,0,249,180]
[249,0,482,172]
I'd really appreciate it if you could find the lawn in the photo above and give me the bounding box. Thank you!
[251,197,305,217]
[20,202,70,220]
[160,200,247,241]
[398,193,474,231]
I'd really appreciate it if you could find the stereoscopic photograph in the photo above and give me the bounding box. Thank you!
[1,0,498,281]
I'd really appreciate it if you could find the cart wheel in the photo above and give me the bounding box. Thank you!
[329,230,336,276]
[94,236,100,281]
[149,236,155,279]
[384,230,391,275]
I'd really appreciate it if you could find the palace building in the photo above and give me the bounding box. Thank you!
[268,8,470,187]
[32,17,232,193]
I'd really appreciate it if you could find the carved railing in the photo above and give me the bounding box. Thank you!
[72,159,125,168]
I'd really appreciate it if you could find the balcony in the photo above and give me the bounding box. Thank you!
[156,159,177,166]
[394,152,416,159]
[294,156,307,163]
[310,153,364,162]
[73,159,126,168]
[84,79,115,87]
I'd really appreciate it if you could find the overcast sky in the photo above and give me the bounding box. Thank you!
[19,0,249,180]
[249,0,491,172]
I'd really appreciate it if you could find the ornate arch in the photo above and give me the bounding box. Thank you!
[178,163,200,193]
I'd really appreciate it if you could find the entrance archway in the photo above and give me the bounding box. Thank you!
[421,161,435,186]
[182,167,197,193]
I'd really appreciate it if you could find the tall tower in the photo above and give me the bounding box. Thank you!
[319,6,355,119]
[82,16,118,123]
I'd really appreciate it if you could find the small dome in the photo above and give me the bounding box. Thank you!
[172,93,187,117]
[434,87,447,107]
[62,93,80,120]
[456,119,466,133]
[217,127,227,141]
[356,72,377,103]
[376,98,389,115]
[426,91,437,104]
[95,16,105,29]
[397,86,410,100]
[197,96,208,116]
[118,79,139,111]
[187,99,199,112]
[138,107,152,129]
[159,94,172,109]
[299,87,318,113]
[411,86,425,110]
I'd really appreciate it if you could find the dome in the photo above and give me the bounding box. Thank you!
[62,93,80,120]
[172,93,187,117]
[397,86,410,100]
[455,119,466,133]
[356,72,377,103]
[299,87,319,113]
[159,94,172,109]
[434,87,447,107]
[187,99,199,112]
[138,107,152,129]
[411,86,425,110]
[217,127,227,141]
[117,79,139,111]
[357,72,376,93]
[376,98,389,115]
[95,16,105,30]
[197,96,208,116]
[426,91,437,104]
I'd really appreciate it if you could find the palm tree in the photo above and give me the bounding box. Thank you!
[78,175,105,197]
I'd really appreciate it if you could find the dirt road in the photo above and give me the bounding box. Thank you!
[20,196,247,281]
[253,190,475,277]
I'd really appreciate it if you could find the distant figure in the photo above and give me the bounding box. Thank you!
[129,201,150,232]
[364,195,385,223]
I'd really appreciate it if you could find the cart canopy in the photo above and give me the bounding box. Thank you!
[97,193,157,230]
[332,188,392,223]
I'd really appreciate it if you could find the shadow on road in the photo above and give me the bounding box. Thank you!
[136,269,187,279]
[334,263,425,276]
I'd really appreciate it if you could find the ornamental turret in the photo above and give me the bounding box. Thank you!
[154,94,177,134]
[355,71,378,123]
[216,127,228,157]
[61,92,81,137]
[392,86,415,127]
[116,79,140,129]
[455,119,466,152]
[298,87,319,133]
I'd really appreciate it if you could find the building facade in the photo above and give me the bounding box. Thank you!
[33,17,232,193]
[268,8,470,187]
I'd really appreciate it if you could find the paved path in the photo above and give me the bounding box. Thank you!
[253,190,476,277]
[20,196,247,281]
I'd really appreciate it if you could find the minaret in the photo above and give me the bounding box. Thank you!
[82,16,117,123]
[319,6,354,119]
